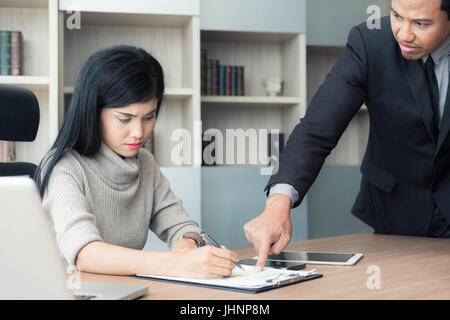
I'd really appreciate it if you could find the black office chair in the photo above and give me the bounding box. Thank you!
[0,84,40,177]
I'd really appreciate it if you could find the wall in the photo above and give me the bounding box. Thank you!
[200,0,306,33]
[201,167,308,249]
[144,167,201,251]
[306,0,390,46]
[307,166,374,239]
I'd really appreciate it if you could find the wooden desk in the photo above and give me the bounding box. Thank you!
[79,233,450,299]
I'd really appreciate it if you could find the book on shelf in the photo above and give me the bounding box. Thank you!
[227,65,244,96]
[206,59,212,95]
[201,49,207,96]
[0,141,16,162]
[201,50,245,97]
[10,31,22,76]
[0,31,11,76]
[214,60,219,96]
[0,30,23,76]
[219,65,226,96]
[226,65,232,96]
[239,66,244,96]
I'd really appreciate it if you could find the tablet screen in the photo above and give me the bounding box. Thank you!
[268,251,357,263]
[239,258,306,270]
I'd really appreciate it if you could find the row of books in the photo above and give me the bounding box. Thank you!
[201,50,245,96]
[0,141,16,162]
[0,30,23,76]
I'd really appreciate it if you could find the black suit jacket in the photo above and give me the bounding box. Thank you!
[266,16,450,236]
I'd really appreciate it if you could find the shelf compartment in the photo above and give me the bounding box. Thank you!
[63,12,197,90]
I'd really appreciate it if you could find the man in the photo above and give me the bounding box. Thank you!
[244,0,450,271]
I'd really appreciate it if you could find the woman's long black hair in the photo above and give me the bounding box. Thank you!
[34,45,164,197]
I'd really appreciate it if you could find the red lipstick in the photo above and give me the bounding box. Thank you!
[127,143,142,149]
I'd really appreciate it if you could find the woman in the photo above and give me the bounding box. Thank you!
[34,46,237,279]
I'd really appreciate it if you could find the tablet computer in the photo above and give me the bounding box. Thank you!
[239,258,306,270]
[264,251,364,266]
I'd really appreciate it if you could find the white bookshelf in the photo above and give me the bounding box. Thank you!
[0,0,59,165]
[61,10,201,167]
[1,1,307,171]
[201,30,306,166]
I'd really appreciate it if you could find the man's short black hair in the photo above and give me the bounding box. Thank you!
[443,0,450,20]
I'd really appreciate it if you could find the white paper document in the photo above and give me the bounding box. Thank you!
[136,265,319,292]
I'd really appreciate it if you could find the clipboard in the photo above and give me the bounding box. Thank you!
[134,265,322,294]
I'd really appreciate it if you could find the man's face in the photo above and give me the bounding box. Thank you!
[391,0,450,60]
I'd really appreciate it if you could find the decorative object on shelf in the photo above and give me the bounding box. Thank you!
[0,30,23,76]
[263,78,283,97]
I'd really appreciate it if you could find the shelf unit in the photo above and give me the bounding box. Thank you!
[1,1,307,170]
[305,1,391,165]
[0,0,59,165]
[306,46,369,166]
[200,30,306,166]
[60,10,201,167]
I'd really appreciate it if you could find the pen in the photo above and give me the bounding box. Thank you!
[200,231,245,271]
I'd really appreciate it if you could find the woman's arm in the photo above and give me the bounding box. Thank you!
[76,238,239,278]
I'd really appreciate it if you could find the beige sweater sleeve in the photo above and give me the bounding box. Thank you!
[43,156,103,267]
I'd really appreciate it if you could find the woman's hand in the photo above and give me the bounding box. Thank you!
[171,238,199,253]
[168,245,239,279]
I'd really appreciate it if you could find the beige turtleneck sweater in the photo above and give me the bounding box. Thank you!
[42,143,201,270]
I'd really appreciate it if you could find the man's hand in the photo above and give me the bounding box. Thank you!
[243,193,292,271]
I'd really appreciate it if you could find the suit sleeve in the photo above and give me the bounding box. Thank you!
[265,26,369,208]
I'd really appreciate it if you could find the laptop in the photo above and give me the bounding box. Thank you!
[0,176,148,300]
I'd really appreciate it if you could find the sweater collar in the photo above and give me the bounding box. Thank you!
[88,142,140,185]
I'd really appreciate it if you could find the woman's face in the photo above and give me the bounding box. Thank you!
[100,99,157,157]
